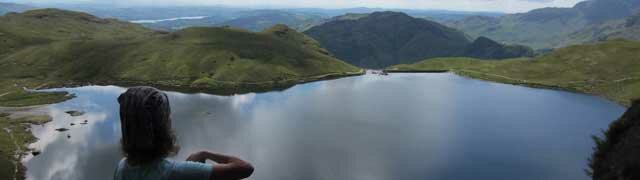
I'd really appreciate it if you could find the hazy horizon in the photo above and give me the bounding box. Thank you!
[4,0,587,13]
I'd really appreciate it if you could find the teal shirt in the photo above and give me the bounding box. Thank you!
[114,158,213,180]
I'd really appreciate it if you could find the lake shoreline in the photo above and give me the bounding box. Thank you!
[18,72,623,180]
[0,106,54,180]
[0,69,365,180]
[386,70,628,107]
[39,69,366,95]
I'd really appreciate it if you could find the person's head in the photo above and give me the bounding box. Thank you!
[118,86,178,165]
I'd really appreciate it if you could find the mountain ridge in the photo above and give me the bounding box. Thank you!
[448,0,640,49]
[305,11,532,68]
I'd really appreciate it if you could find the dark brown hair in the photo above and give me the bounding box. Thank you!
[118,86,179,165]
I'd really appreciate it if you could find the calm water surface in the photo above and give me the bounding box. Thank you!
[24,73,625,180]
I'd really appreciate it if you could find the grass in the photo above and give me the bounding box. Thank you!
[387,39,640,106]
[0,91,72,107]
[0,79,74,107]
[0,26,362,93]
[0,10,362,93]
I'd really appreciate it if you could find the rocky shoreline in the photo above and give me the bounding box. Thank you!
[0,106,55,180]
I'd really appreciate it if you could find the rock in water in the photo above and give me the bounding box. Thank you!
[65,110,84,117]
[55,128,69,132]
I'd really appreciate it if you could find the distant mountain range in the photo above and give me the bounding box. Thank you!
[304,12,533,68]
[567,12,640,44]
[0,9,360,93]
[0,2,36,15]
[448,0,640,49]
[285,7,504,22]
[12,3,502,32]
[131,8,504,32]
[213,10,324,32]
[140,10,325,32]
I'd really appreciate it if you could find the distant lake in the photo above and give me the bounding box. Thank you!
[130,16,208,23]
[24,72,625,180]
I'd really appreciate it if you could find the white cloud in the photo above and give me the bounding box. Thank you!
[8,0,586,13]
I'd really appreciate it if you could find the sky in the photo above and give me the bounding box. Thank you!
[6,0,587,13]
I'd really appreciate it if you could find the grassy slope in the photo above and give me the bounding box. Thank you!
[0,25,361,94]
[387,39,640,106]
[0,9,156,55]
[0,9,361,93]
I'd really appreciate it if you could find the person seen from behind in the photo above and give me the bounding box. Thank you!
[113,86,254,180]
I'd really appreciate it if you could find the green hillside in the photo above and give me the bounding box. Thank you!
[0,9,361,96]
[463,36,534,59]
[387,39,640,105]
[305,11,532,68]
[0,9,157,55]
[448,0,640,49]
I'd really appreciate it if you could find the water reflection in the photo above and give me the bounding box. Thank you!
[25,73,625,180]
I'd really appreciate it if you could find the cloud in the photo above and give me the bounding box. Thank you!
[8,0,586,13]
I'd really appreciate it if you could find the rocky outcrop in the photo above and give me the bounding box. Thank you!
[590,100,640,180]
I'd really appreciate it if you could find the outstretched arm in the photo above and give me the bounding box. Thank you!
[187,151,254,180]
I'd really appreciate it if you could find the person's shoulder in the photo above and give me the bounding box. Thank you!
[113,158,128,180]
[115,158,127,170]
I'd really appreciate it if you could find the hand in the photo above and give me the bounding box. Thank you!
[186,151,207,163]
